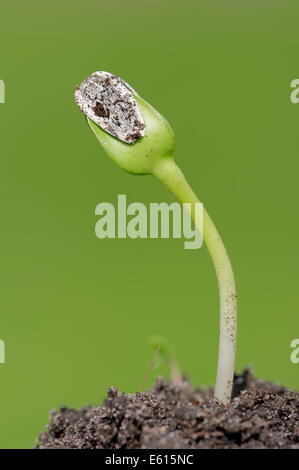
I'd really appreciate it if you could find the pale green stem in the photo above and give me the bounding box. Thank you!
[170,358,182,385]
[153,158,237,405]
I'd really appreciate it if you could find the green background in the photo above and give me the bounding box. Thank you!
[1,0,299,448]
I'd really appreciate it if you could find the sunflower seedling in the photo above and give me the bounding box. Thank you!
[75,71,237,405]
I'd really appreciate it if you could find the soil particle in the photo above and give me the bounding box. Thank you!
[92,102,109,118]
[36,369,299,449]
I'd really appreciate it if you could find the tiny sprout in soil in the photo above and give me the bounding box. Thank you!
[147,335,182,386]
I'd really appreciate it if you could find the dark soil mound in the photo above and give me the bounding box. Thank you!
[36,369,299,449]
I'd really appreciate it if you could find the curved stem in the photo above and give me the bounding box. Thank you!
[152,158,237,405]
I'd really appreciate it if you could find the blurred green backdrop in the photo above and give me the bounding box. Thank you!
[1,0,299,448]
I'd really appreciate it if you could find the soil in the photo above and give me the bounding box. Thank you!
[36,368,299,449]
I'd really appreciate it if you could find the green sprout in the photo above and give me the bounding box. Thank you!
[75,72,237,405]
[147,335,182,385]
